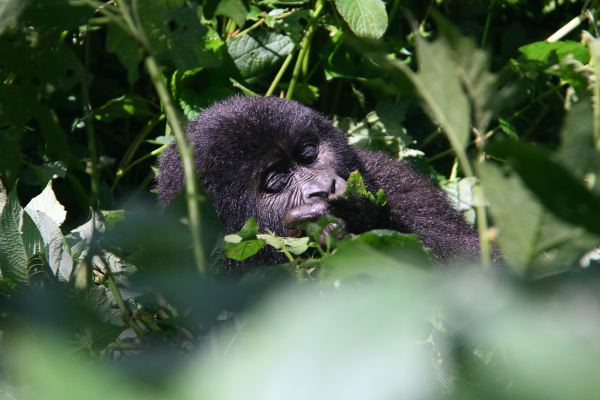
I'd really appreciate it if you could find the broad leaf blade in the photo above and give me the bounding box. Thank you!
[414,35,470,150]
[224,237,265,261]
[488,141,600,236]
[334,0,388,40]
[0,190,28,284]
[227,31,294,79]
[25,180,66,227]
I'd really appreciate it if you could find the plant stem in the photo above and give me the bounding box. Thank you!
[480,0,496,48]
[144,56,206,272]
[266,51,295,96]
[111,0,206,272]
[106,273,145,336]
[547,14,585,42]
[112,114,165,190]
[286,0,324,100]
[81,29,100,209]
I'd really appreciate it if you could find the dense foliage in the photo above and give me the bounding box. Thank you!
[1,0,600,398]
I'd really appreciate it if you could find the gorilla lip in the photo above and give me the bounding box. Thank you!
[284,200,330,232]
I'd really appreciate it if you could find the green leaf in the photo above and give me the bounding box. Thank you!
[341,171,387,206]
[410,33,470,150]
[519,40,589,64]
[239,217,259,240]
[34,106,70,162]
[22,210,45,260]
[106,24,140,84]
[94,95,153,122]
[0,190,28,284]
[139,0,221,70]
[433,14,508,134]
[224,237,266,261]
[178,86,235,121]
[488,141,600,237]
[586,34,600,156]
[257,234,310,256]
[215,0,248,27]
[227,31,294,79]
[26,209,73,281]
[479,162,598,276]
[334,0,388,40]
[498,117,520,140]
[0,0,26,35]
[558,97,600,185]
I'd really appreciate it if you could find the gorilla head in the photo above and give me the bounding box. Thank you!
[159,96,365,236]
[157,95,482,266]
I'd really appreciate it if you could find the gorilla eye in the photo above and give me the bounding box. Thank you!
[263,169,289,193]
[298,143,318,164]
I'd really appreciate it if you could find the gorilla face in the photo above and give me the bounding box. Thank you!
[256,132,349,235]
[163,96,363,237]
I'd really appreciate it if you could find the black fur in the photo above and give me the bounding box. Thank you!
[157,95,481,266]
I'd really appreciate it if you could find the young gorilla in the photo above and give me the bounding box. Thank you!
[157,95,481,267]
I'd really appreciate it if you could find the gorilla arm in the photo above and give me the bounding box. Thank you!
[337,150,481,263]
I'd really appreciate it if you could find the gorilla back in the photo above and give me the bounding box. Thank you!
[157,95,481,266]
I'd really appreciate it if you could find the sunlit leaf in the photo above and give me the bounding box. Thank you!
[519,40,589,64]
[257,234,310,255]
[224,237,265,261]
[334,0,388,40]
[25,181,66,227]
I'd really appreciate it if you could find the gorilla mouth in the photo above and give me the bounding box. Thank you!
[284,200,330,236]
[283,200,346,242]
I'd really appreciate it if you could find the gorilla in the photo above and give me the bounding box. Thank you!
[157,95,481,267]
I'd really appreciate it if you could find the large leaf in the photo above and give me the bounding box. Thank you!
[139,0,220,70]
[0,190,28,284]
[334,0,388,40]
[106,24,141,84]
[25,210,73,281]
[488,141,600,237]
[0,0,25,35]
[519,40,589,64]
[223,235,265,261]
[558,97,600,189]
[184,266,436,400]
[227,31,294,79]
[214,0,248,27]
[25,181,66,227]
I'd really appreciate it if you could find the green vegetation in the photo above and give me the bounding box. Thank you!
[1,0,600,398]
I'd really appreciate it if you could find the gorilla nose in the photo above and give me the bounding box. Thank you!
[305,175,347,201]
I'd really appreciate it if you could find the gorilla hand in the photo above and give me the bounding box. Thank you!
[284,200,347,244]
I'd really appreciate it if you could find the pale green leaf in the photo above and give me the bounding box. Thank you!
[334,0,388,39]
[257,234,310,255]
[25,180,66,227]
